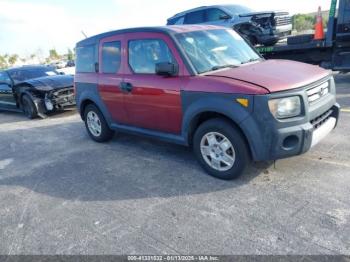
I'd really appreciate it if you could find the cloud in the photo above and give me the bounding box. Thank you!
[0,0,333,56]
[0,0,117,56]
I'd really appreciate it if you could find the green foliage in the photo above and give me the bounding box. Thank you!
[8,54,19,66]
[292,14,315,31]
[49,49,60,60]
[292,12,329,32]
[0,55,8,69]
[67,48,75,61]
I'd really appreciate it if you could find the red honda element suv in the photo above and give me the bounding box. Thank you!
[75,25,340,180]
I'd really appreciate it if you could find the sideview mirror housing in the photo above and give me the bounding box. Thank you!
[155,62,179,77]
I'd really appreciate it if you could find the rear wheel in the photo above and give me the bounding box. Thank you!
[193,118,250,180]
[21,94,38,119]
[84,104,114,142]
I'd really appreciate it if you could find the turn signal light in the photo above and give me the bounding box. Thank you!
[236,98,249,108]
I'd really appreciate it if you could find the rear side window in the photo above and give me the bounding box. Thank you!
[76,45,95,73]
[168,16,185,25]
[101,41,121,74]
[128,39,176,74]
[184,10,205,24]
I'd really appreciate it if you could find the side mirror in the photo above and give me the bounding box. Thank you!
[59,72,65,75]
[219,14,232,20]
[155,62,179,77]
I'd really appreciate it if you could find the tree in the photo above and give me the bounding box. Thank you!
[292,11,330,32]
[67,48,74,61]
[49,49,60,61]
[0,55,8,69]
[293,14,315,31]
[8,54,19,66]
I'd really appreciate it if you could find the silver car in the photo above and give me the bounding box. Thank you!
[167,4,292,46]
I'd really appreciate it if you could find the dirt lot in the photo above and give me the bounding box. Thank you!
[0,74,349,255]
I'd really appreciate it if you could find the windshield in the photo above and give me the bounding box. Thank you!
[8,67,59,84]
[222,5,254,15]
[176,29,261,74]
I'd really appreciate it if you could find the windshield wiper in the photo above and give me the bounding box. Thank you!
[241,58,262,64]
[211,64,239,71]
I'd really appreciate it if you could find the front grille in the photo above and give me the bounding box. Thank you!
[275,16,292,26]
[311,109,333,130]
[306,80,330,104]
[51,87,75,105]
[53,88,74,97]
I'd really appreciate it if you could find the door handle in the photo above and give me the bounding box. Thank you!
[120,82,133,93]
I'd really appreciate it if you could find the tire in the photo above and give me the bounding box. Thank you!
[84,104,114,142]
[21,94,38,119]
[193,118,250,180]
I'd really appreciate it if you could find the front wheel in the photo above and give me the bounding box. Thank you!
[21,94,38,119]
[193,118,250,180]
[84,104,114,142]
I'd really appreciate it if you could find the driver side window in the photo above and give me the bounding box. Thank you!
[0,72,12,87]
[128,39,177,74]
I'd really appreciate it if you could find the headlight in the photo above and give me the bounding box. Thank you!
[268,96,301,119]
[45,99,54,111]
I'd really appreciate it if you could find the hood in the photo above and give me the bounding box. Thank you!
[22,75,74,91]
[205,60,330,93]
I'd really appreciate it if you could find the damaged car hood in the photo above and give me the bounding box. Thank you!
[204,60,330,93]
[21,75,74,91]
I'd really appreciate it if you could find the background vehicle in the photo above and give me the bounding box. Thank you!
[167,4,292,46]
[0,65,75,119]
[66,60,75,67]
[257,0,350,72]
[75,26,339,180]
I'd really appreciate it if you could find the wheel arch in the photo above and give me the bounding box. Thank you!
[79,98,96,120]
[186,110,253,158]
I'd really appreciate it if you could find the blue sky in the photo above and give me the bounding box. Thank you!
[0,0,332,57]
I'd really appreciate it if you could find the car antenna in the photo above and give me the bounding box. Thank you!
[81,31,88,39]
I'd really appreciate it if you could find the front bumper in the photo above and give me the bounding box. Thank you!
[34,88,76,116]
[49,87,76,109]
[274,24,293,36]
[240,77,340,161]
[266,104,339,160]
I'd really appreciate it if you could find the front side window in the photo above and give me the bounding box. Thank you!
[128,39,176,74]
[184,10,205,24]
[206,8,229,22]
[0,72,11,85]
[176,29,261,74]
[102,41,121,74]
[76,45,95,73]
